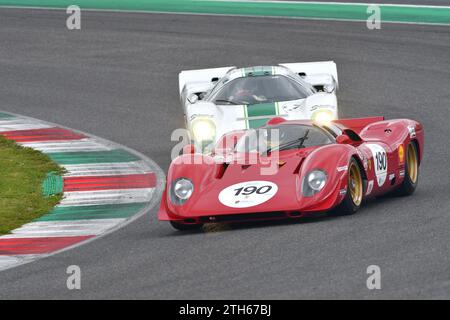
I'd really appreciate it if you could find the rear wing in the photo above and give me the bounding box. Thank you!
[179,66,235,95]
[280,61,338,89]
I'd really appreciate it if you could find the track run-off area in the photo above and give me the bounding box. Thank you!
[0,3,449,298]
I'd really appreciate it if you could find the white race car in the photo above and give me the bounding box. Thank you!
[179,61,338,148]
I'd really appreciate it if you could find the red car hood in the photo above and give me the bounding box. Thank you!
[172,150,310,217]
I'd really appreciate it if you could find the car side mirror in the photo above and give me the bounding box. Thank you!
[187,93,199,104]
[324,82,336,93]
[336,134,352,144]
[182,144,196,155]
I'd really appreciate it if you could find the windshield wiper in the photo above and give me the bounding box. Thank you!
[266,129,310,154]
[215,99,239,105]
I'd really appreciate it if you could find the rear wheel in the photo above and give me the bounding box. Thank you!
[336,158,364,215]
[170,221,203,231]
[396,142,419,196]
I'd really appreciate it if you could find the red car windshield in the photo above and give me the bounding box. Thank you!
[235,124,334,153]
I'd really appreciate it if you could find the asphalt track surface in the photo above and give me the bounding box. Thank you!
[0,8,449,299]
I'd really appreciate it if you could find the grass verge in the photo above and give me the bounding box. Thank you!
[0,136,63,235]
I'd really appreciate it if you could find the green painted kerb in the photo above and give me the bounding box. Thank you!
[35,202,148,221]
[0,112,15,119]
[47,149,141,165]
[1,0,450,25]
[42,172,63,197]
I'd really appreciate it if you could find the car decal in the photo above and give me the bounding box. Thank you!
[243,104,249,129]
[366,144,388,187]
[245,102,279,128]
[243,66,275,77]
[366,180,374,195]
[219,181,278,208]
[398,144,405,164]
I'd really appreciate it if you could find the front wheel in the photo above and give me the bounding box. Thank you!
[395,142,419,196]
[335,158,364,215]
[170,221,203,231]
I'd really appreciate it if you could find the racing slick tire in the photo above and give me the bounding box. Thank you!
[395,141,419,196]
[170,221,203,231]
[335,158,364,215]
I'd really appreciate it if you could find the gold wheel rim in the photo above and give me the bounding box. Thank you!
[407,144,418,184]
[349,162,363,206]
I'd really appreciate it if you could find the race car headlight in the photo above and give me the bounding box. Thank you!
[170,178,194,205]
[312,109,334,125]
[191,119,216,142]
[302,170,327,197]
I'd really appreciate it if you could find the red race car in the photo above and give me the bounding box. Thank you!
[159,116,424,231]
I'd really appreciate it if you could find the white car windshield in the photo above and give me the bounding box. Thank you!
[235,124,333,153]
[209,75,312,105]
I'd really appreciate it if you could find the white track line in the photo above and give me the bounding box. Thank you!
[1,4,449,27]
[0,118,52,132]
[21,139,114,153]
[63,161,154,177]
[204,0,450,9]
[59,188,155,207]
[0,255,39,270]
[0,219,125,239]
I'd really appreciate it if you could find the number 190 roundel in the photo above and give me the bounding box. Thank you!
[219,181,278,208]
[158,116,424,231]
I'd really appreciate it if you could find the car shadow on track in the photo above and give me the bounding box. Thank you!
[163,191,413,236]
[164,212,347,237]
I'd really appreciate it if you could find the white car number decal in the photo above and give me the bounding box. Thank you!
[367,144,388,187]
[219,181,278,208]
